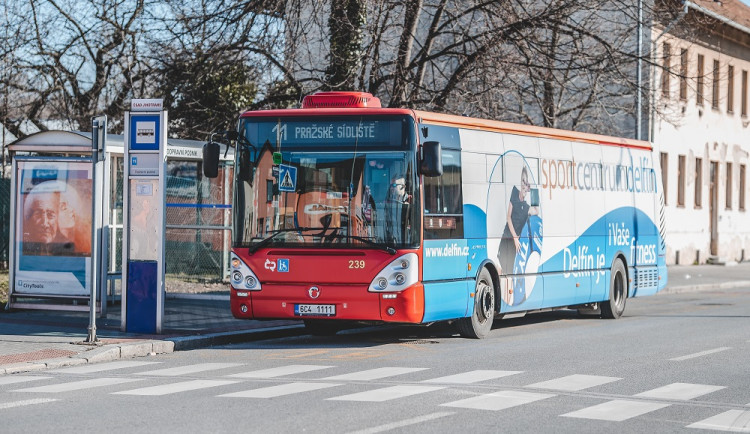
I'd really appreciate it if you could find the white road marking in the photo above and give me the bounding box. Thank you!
[13,377,141,393]
[227,365,333,379]
[328,385,445,402]
[421,370,521,384]
[136,363,243,376]
[322,367,427,381]
[0,398,58,409]
[687,410,750,432]
[113,380,238,396]
[562,399,670,421]
[635,383,725,400]
[219,382,341,398]
[0,376,50,386]
[51,361,161,374]
[441,390,555,411]
[346,412,454,434]
[525,374,621,391]
[671,347,732,361]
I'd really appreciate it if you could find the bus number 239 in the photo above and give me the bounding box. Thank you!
[349,260,365,269]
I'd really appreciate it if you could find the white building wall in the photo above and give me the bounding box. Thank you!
[654,31,750,264]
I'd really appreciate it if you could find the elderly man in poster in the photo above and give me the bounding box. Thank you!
[22,180,84,256]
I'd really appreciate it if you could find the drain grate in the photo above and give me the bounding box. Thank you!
[398,339,440,345]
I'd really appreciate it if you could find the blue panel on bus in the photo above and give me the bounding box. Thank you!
[423,239,469,281]
[422,280,470,322]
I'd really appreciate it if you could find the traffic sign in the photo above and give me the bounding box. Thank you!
[278,164,297,192]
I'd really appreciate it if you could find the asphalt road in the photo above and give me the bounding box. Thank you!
[2,287,749,434]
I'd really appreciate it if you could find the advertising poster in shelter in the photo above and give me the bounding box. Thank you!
[14,160,92,296]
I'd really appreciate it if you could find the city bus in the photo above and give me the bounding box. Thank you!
[202,91,668,338]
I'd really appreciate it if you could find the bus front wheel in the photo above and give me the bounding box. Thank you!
[457,268,495,339]
[602,258,627,319]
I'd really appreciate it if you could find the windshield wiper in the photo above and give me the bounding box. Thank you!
[248,227,326,253]
[324,232,397,255]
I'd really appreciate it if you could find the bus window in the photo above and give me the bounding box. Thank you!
[424,148,464,239]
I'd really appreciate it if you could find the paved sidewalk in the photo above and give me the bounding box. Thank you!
[2,262,749,375]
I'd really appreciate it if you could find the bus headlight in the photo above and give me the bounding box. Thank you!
[369,253,418,292]
[230,253,261,291]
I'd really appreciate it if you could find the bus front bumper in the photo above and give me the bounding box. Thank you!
[230,283,425,324]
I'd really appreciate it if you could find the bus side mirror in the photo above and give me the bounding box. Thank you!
[420,141,443,177]
[202,142,220,178]
[238,145,254,182]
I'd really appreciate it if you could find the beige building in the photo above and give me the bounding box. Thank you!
[655,0,750,264]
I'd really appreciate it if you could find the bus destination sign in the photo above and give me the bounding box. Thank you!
[244,117,405,149]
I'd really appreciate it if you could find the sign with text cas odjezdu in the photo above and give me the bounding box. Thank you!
[131,99,163,112]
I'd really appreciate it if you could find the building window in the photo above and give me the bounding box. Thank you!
[266,179,274,202]
[697,54,705,105]
[661,43,671,98]
[679,49,688,100]
[677,155,686,206]
[740,164,746,211]
[695,157,703,208]
[742,70,748,117]
[712,60,720,109]
[726,162,732,209]
[661,152,669,205]
[727,65,734,113]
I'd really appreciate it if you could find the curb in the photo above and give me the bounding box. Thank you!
[0,325,305,375]
[661,281,750,294]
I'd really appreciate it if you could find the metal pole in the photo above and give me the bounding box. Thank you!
[636,0,643,140]
[86,116,106,343]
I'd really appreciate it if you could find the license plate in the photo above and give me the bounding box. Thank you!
[294,304,336,317]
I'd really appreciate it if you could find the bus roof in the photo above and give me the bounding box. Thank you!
[238,106,651,151]
[414,110,652,150]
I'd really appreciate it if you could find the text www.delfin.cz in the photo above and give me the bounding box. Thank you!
[425,243,470,258]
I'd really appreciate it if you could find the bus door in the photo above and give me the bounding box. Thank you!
[422,145,471,322]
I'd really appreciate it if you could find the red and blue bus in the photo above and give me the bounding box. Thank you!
[202,91,668,338]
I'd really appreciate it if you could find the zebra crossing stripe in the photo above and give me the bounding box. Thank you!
[634,383,725,400]
[227,365,333,379]
[136,363,244,377]
[113,380,238,396]
[51,361,161,374]
[441,390,555,411]
[687,410,750,432]
[0,376,50,386]
[0,398,58,409]
[525,374,621,391]
[421,370,521,384]
[322,367,428,381]
[13,378,141,393]
[219,382,341,398]
[562,399,670,421]
[328,385,445,402]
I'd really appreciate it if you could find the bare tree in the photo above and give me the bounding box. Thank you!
[0,0,149,136]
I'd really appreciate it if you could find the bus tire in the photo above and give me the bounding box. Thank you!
[304,319,341,336]
[601,258,627,319]
[457,268,495,339]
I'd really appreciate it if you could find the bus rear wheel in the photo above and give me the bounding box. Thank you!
[601,258,627,319]
[457,268,495,339]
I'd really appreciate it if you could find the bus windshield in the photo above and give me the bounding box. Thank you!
[233,115,420,251]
